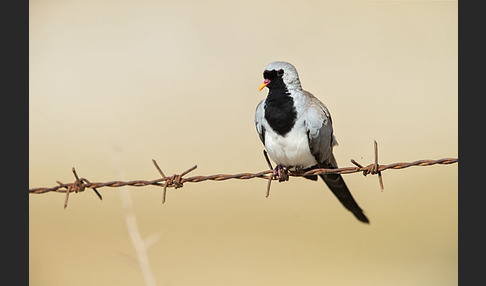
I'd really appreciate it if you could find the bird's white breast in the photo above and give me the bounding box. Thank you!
[264,117,318,169]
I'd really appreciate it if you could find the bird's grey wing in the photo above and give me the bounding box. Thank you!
[302,92,336,165]
[255,99,266,145]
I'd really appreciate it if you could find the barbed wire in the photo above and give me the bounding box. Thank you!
[29,141,458,208]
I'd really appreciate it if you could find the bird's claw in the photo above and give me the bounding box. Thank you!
[273,165,289,182]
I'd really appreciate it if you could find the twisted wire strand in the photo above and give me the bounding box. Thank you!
[29,157,458,195]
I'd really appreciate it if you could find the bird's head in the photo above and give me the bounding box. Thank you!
[259,61,302,92]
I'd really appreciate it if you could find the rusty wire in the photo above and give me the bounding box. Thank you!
[29,141,458,208]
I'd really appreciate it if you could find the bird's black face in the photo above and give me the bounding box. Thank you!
[259,69,286,91]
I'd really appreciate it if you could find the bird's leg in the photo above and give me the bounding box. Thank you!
[273,165,289,182]
[280,166,289,182]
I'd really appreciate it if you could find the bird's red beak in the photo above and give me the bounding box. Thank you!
[259,79,270,91]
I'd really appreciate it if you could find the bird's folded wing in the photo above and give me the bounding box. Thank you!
[254,99,266,145]
[303,91,337,165]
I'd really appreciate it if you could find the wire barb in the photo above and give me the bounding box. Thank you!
[263,150,273,198]
[151,159,168,204]
[59,167,102,209]
[350,140,384,190]
[374,141,384,190]
[151,160,197,204]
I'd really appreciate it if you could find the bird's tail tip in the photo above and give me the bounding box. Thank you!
[355,212,370,224]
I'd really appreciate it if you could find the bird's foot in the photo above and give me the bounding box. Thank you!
[294,165,304,174]
[273,165,289,182]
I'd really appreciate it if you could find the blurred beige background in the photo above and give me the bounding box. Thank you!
[30,0,457,285]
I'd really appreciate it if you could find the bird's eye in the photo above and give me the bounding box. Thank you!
[277,69,284,77]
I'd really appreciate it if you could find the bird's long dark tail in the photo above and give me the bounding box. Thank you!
[319,165,369,223]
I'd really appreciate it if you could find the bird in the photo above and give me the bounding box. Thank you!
[254,61,369,223]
